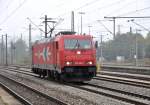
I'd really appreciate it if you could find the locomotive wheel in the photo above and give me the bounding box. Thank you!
[42,69,45,78]
[55,72,61,81]
[39,70,42,78]
[53,71,58,80]
[59,74,65,82]
[44,70,47,78]
[31,68,34,73]
[38,68,42,78]
[48,70,52,78]
[50,71,55,80]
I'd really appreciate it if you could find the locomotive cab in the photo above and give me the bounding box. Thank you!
[58,33,97,81]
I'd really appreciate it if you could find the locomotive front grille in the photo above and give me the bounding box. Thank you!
[61,66,96,81]
[63,66,96,73]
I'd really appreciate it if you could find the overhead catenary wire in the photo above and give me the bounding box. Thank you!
[0,0,130,30]
[39,0,150,25]
[6,0,13,8]
[129,20,150,32]
[53,0,102,19]
[118,6,150,16]
[0,0,13,14]
[56,0,125,34]
[0,0,28,26]
[1,0,150,39]
[77,0,150,34]
[39,0,69,18]
[97,20,113,35]
[82,0,147,30]
[81,0,123,16]
[80,0,150,36]
[105,0,137,16]
[27,17,45,33]
[74,0,101,11]
[55,0,122,23]
[40,0,97,18]
[73,0,124,32]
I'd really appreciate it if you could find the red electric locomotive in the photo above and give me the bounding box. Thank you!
[32,31,97,82]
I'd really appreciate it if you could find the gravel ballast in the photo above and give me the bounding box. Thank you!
[0,68,134,105]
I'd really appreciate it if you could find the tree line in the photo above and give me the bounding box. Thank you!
[97,31,150,61]
[0,38,28,65]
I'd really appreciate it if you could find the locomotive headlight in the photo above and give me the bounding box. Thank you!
[77,51,81,54]
[66,61,72,65]
[87,61,93,65]
[66,62,70,65]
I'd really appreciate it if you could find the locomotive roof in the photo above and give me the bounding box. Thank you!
[56,31,76,35]
[59,34,92,39]
[33,32,92,45]
[33,37,54,44]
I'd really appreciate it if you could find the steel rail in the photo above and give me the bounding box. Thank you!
[0,82,32,105]
[94,75,150,89]
[67,83,150,105]
[86,82,150,100]
[2,66,150,89]
[98,71,150,81]
[0,74,68,105]
[1,66,150,105]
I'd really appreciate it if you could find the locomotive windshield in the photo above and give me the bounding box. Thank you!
[64,39,91,49]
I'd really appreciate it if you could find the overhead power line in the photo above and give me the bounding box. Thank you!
[104,16,150,39]
[97,20,113,35]
[75,0,101,11]
[0,0,27,25]
[73,0,123,28]
[0,0,13,14]
[118,6,150,16]
[6,0,13,8]
[40,0,100,19]
[27,17,45,33]
[84,0,123,15]
[128,19,150,32]
[56,0,122,19]
[105,0,136,16]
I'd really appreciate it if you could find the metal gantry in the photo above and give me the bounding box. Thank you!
[104,16,150,39]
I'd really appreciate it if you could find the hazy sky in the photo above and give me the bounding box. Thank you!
[0,0,150,43]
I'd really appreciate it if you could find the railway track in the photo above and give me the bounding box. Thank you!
[1,65,150,105]
[0,67,101,105]
[99,71,150,81]
[2,65,150,89]
[101,65,150,75]
[1,66,37,77]
[0,82,32,105]
[0,72,68,105]
[95,74,150,89]
[67,82,150,105]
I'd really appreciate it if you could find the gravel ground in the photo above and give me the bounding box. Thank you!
[81,84,150,104]
[90,79,150,98]
[0,87,23,105]
[0,97,5,105]
[0,75,62,105]
[0,68,134,105]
